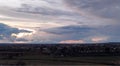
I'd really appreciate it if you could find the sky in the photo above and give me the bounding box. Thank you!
[0,0,120,43]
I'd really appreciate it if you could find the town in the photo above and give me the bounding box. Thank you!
[0,43,120,65]
[0,43,120,58]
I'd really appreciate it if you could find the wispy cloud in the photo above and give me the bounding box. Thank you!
[64,0,120,24]
[60,40,85,44]
[91,36,109,43]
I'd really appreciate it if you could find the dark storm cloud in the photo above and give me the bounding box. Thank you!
[44,25,94,35]
[43,25,97,41]
[43,25,120,42]
[16,38,29,42]
[64,0,120,20]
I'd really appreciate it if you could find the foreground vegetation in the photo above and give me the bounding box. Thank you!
[0,55,120,65]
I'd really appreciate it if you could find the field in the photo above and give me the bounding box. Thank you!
[0,55,120,66]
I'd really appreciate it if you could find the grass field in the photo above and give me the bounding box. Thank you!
[0,55,120,66]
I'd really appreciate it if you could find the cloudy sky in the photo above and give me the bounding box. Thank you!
[0,0,120,43]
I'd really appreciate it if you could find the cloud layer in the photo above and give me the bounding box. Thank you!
[0,0,119,43]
